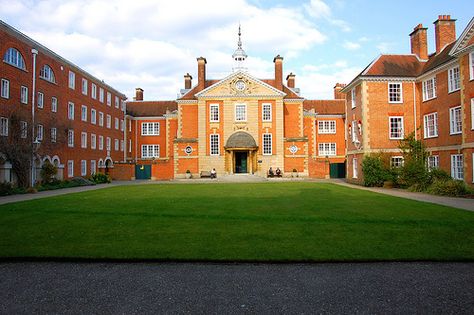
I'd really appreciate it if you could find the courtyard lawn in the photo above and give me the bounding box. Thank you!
[0,182,473,262]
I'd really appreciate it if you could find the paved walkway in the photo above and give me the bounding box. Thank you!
[1,262,473,314]
[0,176,473,211]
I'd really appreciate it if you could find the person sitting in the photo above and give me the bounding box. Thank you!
[268,167,274,177]
[275,167,282,177]
[210,168,217,179]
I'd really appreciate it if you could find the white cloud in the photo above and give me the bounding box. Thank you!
[343,41,361,50]
[304,0,332,18]
[376,42,395,53]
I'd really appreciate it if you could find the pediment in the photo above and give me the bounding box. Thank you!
[195,71,286,98]
[450,17,474,56]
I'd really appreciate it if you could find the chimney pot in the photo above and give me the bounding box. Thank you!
[286,72,295,88]
[184,73,193,90]
[434,15,456,54]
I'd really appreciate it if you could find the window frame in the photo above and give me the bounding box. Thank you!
[106,115,111,129]
[471,98,474,130]
[389,116,404,140]
[91,160,96,175]
[423,112,438,138]
[422,76,437,101]
[318,120,336,134]
[352,158,358,178]
[262,103,272,122]
[451,154,463,180]
[0,117,8,136]
[99,112,104,127]
[36,124,43,141]
[449,106,462,135]
[3,47,26,70]
[99,88,104,103]
[21,121,27,139]
[210,134,220,156]
[141,122,160,136]
[99,135,104,150]
[51,97,57,113]
[390,156,404,168]
[318,143,337,156]
[209,104,219,122]
[68,102,75,120]
[91,133,96,150]
[106,137,111,151]
[106,92,111,106]
[67,129,74,147]
[68,71,75,89]
[67,160,74,178]
[1,79,10,99]
[427,155,439,170]
[39,65,55,83]
[20,86,28,104]
[81,105,88,122]
[263,133,272,155]
[51,127,57,143]
[81,160,87,176]
[82,78,88,95]
[91,83,97,99]
[81,132,87,148]
[388,82,403,103]
[91,109,97,125]
[141,144,160,159]
[448,65,460,93]
[234,103,247,122]
[37,92,44,109]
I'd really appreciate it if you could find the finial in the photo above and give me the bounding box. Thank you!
[237,23,242,49]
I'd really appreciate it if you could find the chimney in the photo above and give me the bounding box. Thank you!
[409,24,428,60]
[273,55,283,91]
[135,88,143,101]
[286,73,295,88]
[184,73,192,89]
[333,83,346,100]
[197,57,207,90]
[434,15,456,54]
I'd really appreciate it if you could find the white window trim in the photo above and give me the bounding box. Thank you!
[451,154,463,180]
[141,144,160,159]
[234,103,247,122]
[389,116,404,140]
[91,134,96,150]
[68,102,75,120]
[82,78,88,95]
[262,133,272,155]
[352,158,358,178]
[422,76,437,101]
[99,88,104,103]
[37,92,44,108]
[81,132,87,148]
[210,134,220,156]
[91,83,97,99]
[471,98,474,130]
[68,71,75,89]
[449,106,462,135]
[472,153,474,183]
[91,160,96,175]
[427,155,439,170]
[318,143,337,156]
[390,156,404,168]
[68,129,74,147]
[0,117,8,136]
[81,105,88,122]
[20,86,28,104]
[448,65,460,93]
[81,160,87,176]
[209,104,219,122]
[51,97,57,113]
[423,112,438,139]
[36,124,43,141]
[106,92,111,106]
[99,136,104,150]
[262,103,272,122]
[318,120,336,134]
[388,82,403,103]
[351,88,356,109]
[67,160,74,177]
[91,109,97,125]
[51,127,57,143]
[21,121,27,139]
[141,122,160,136]
[0,79,9,99]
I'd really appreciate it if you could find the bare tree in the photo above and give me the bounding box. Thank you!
[0,108,70,188]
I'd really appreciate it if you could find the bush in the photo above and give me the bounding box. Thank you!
[0,182,14,196]
[71,177,95,186]
[427,179,473,197]
[40,161,57,184]
[362,154,393,187]
[90,173,111,184]
[428,168,451,182]
[400,160,430,190]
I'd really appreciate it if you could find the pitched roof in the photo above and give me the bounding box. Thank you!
[422,41,456,74]
[126,101,177,117]
[303,100,345,115]
[363,55,424,77]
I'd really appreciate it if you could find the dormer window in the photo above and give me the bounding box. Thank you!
[40,65,55,83]
[3,48,26,70]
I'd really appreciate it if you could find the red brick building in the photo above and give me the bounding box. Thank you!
[0,21,126,185]
[342,15,474,186]
[122,32,346,180]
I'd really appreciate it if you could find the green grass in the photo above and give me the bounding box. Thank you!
[1,182,473,261]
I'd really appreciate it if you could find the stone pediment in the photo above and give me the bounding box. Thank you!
[195,71,286,98]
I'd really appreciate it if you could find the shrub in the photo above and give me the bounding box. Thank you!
[399,160,430,190]
[0,182,14,196]
[362,154,392,187]
[427,179,473,197]
[428,168,451,182]
[40,161,57,184]
[71,177,95,186]
[90,173,111,184]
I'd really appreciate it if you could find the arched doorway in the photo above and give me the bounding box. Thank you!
[224,131,258,174]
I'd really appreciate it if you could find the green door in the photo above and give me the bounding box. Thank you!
[235,152,248,173]
[330,163,346,178]
[135,164,151,179]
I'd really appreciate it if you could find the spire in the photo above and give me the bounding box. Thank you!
[232,23,247,72]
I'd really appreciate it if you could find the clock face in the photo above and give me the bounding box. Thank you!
[184,146,193,154]
[235,80,246,91]
[289,145,298,154]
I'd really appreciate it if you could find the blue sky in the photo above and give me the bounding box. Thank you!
[1,0,472,100]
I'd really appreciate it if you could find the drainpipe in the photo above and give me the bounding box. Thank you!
[31,48,38,187]
[412,81,417,140]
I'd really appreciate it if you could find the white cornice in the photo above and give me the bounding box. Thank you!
[450,17,474,57]
[284,98,304,103]
[176,100,198,104]
[417,59,458,81]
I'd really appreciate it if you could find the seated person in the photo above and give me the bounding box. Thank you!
[210,168,217,179]
[268,167,274,177]
[275,167,282,177]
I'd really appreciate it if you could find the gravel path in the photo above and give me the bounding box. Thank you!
[1,262,473,314]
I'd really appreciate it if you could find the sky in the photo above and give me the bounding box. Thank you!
[1,0,472,101]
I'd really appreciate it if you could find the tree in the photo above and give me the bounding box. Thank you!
[398,132,430,189]
[0,108,69,188]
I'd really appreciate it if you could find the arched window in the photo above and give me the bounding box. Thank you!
[3,48,26,70]
[40,65,55,83]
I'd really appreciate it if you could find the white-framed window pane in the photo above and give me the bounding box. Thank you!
[82,78,88,95]
[141,144,160,158]
[68,130,74,147]
[67,160,74,177]
[81,160,87,176]
[99,136,104,150]
[427,155,439,170]
[36,124,43,141]
[0,79,9,99]
[120,140,124,152]
[114,139,119,151]
[0,117,8,136]
[3,48,26,69]
[115,118,119,130]
[471,98,474,130]
[263,134,272,155]
[318,120,336,134]
[351,88,356,108]
[388,83,402,103]
[423,112,438,138]
[81,105,87,122]
[235,104,246,121]
[68,71,75,89]
[20,121,27,139]
[91,134,96,149]
[91,83,97,99]
[115,96,119,108]
[99,112,104,126]
[107,92,111,106]
[91,160,96,175]
[40,65,56,83]
[37,92,43,108]
[106,137,111,151]
[51,97,57,112]
[106,115,111,128]
[390,156,404,168]
[262,103,272,121]
[451,154,463,180]
[318,143,336,156]
[20,86,28,104]
[448,66,460,93]
[470,52,474,80]
[389,117,403,139]
[68,102,75,120]
[210,104,219,122]
[141,122,160,135]
[50,127,57,143]
[91,109,96,124]
[449,106,462,134]
[422,77,436,101]
[99,88,104,102]
[81,132,87,148]
[210,134,219,155]
[352,158,358,178]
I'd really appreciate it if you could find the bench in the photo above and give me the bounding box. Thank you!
[200,171,216,178]
[267,172,282,178]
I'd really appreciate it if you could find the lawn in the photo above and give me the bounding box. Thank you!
[1,182,473,262]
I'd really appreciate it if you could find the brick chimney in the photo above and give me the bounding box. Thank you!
[434,15,456,54]
[333,83,346,100]
[135,88,143,101]
[184,73,192,89]
[197,57,207,90]
[409,24,428,60]
[286,73,295,88]
[273,55,283,91]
